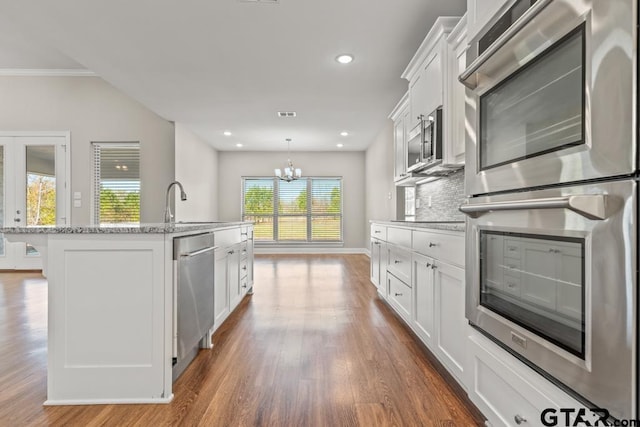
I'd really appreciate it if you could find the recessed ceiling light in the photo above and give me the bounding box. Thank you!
[223,131,232,136]
[336,54,354,64]
[236,143,243,148]
[340,131,349,137]
[336,143,344,148]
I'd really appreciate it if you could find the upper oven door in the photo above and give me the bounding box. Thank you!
[462,0,636,196]
[461,179,637,420]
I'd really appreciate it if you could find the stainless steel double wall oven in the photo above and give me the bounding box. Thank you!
[460,0,637,420]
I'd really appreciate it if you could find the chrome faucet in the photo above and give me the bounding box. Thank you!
[164,181,187,223]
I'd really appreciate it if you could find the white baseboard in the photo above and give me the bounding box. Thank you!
[363,248,371,257]
[255,247,368,255]
[44,395,174,405]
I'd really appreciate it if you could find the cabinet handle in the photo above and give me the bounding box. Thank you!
[394,260,401,264]
[548,248,561,254]
[241,232,248,236]
[228,250,235,255]
[426,263,431,267]
[507,282,515,288]
[514,414,527,425]
[374,230,381,234]
[428,242,437,248]
[242,284,247,289]
[395,292,403,297]
[431,264,437,270]
[242,266,247,271]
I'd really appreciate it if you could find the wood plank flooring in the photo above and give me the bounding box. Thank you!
[0,254,484,426]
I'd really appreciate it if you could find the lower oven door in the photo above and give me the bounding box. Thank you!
[461,179,636,420]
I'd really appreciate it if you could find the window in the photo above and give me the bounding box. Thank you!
[93,143,140,225]
[242,177,342,243]
[405,187,416,221]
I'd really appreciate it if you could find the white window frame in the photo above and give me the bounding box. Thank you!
[92,142,141,225]
[241,176,344,245]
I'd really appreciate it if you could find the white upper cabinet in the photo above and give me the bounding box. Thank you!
[391,15,467,173]
[402,18,457,132]
[466,0,511,42]
[444,16,468,166]
[390,94,409,182]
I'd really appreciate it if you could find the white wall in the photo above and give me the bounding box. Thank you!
[218,151,366,250]
[365,120,396,244]
[174,123,218,221]
[0,76,175,224]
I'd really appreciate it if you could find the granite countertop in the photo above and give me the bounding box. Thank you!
[0,221,252,234]
[370,220,465,233]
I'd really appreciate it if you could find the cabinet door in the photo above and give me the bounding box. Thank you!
[413,253,435,347]
[467,0,511,42]
[394,116,407,181]
[443,23,467,166]
[434,261,467,385]
[228,245,242,310]
[214,249,230,326]
[410,50,444,131]
[370,239,381,288]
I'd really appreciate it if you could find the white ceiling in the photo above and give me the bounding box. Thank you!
[0,0,466,151]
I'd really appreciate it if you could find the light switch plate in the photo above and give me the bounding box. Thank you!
[73,191,82,200]
[73,199,82,208]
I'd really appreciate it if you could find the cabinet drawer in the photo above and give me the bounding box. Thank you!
[468,333,589,427]
[215,228,242,248]
[387,227,411,248]
[388,273,412,321]
[387,245,412,284]
[412,230,464,267]
[371,224,387,241]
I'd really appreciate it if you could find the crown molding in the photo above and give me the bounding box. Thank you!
[0,68,96,77]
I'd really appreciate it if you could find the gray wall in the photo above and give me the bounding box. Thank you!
[0,76,175,224]
[218,150,366,249]
[364,121,396,244]
[175,123,218,221]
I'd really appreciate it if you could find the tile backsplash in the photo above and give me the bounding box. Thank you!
[415,169,465,221]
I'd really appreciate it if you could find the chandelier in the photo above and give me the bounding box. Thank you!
[274,138,302,182]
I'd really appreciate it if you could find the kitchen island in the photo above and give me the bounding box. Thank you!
[1,222,254,405]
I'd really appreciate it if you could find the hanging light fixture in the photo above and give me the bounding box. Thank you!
[274,138,302,182]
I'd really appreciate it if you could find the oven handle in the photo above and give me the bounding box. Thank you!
[459,195,608,220]
[459,0,552,90]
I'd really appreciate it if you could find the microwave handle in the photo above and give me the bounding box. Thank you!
[459,0,552,90]
[459,194,608,220]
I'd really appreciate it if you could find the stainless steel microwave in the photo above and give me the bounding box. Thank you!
[406,107,443,173]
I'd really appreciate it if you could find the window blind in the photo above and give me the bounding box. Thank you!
[242,177,342,243]
[93,143,140,225]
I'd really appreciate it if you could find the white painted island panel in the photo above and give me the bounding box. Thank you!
[47,234,168,404]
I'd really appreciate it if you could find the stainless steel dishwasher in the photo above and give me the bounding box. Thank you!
[173,232,216,379]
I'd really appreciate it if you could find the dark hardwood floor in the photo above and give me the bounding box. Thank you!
[0,254,484,426]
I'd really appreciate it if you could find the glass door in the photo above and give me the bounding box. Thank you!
[0,135,68,270]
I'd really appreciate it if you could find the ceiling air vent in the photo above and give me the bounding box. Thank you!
[277,111,297,118]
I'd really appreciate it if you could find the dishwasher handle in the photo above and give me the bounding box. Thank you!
[180,246,218,258]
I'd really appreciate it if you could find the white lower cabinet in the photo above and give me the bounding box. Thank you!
[433,260,467,387]
[467,331,592,427]
[412,253,435,347]
[213,226,254,331]
[388,273,412,322]
[371,224,469,391]
[214,247,230,326]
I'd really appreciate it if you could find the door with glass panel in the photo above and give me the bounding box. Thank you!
[0,135,68,270]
